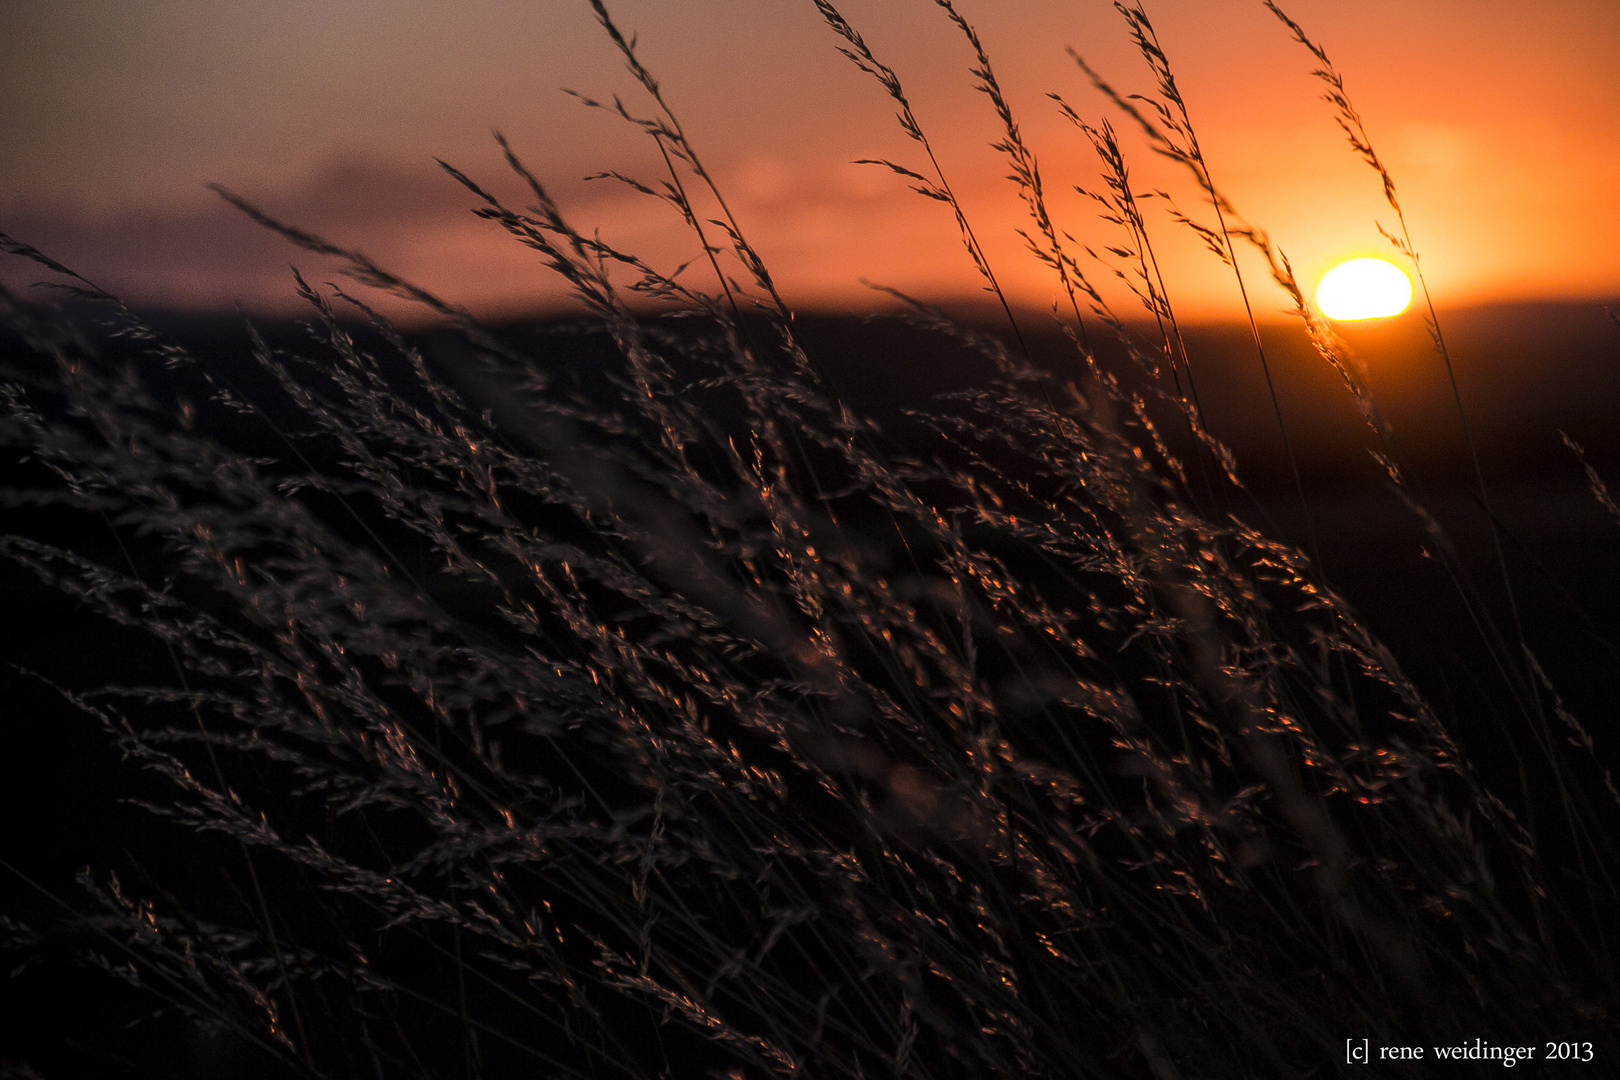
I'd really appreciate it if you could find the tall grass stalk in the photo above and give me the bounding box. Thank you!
[1070,2,1324,571]
[812,0,1035,362]
[1262,0,1526,654]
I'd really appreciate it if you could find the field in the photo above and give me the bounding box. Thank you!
[3,2,1619,1077]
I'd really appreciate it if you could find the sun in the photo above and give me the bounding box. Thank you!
[1315,257,1414,320]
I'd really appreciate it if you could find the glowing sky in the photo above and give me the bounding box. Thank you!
[3,0,1617,321]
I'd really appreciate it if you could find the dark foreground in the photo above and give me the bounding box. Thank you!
[3,301,1618,1078]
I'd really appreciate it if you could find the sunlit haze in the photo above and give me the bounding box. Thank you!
[3,0,1617,322]
[1316,258,1415,320]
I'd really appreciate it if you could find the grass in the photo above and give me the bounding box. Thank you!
[2,1,1618,1076]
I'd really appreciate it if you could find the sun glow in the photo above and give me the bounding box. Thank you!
[1315,258,1414,320]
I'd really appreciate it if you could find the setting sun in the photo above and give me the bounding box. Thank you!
[1315,257,1415,321]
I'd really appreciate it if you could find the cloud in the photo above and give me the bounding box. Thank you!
[0,150,990,320]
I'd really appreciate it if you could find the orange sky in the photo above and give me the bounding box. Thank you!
[3,0,1618,323]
